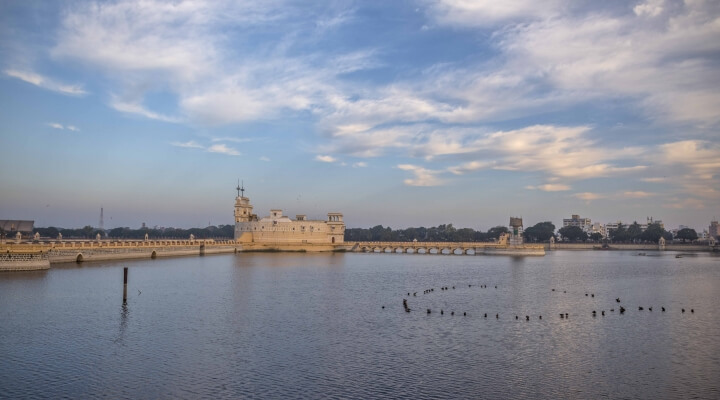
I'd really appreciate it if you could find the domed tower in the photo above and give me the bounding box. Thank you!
[234,181,254,223]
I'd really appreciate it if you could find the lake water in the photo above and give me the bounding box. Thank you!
[1,251,719,399]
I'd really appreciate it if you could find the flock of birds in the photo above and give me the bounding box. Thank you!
[384,283,696,320]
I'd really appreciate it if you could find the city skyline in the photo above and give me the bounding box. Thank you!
[1,1,719,231]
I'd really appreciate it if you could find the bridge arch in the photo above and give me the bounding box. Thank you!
[453,248,464,255]
[465,248,476,255]
[151,250,157,259]
[76,253,83,263]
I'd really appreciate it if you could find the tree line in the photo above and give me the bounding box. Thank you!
[344,224,513,242]
[30,225,235,240]
[345,221,701,244]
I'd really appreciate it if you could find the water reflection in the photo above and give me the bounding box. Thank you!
[0,251,718,399]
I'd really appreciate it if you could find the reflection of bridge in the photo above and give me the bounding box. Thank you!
[349,240,544,256]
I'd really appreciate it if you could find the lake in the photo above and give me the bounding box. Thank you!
[1,250,719,399]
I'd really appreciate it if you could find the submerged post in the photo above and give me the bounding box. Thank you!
[123,267,128,304]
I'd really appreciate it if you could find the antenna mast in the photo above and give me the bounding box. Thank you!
[236,180,246,197]
[99,207,104,231]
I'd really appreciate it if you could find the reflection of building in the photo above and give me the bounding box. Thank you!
[508,217,523,246]
[563,214,592,233]
[233,185,344,245]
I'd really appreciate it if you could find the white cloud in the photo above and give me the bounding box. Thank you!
[6,69,87,96]
[526,184,571,192]
[426,0,563,27]
[421,1,720,126]
[641,177,667,183]
[315,155,337,163]
[47,122,80,131]
[397,164,443,186]
[260,156,271,162]
[211,137,253,143]
[573,192,604,201]
[634,0,665,17]
[352,162,367,168]
[171,140,204,149]
[111,99,182,123]
[207,144,241,156]
[448,161,492,175]
[622,191,656,198]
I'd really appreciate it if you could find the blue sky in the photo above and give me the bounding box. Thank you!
[1,0,718,231]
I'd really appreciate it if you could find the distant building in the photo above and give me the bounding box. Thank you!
[604,221,622,238]
[590,222,605,237]
[640,216,664,231]
[563,214,592,233]
[508,217,524,246]
[233,185,345,245]
[710,220,720,240]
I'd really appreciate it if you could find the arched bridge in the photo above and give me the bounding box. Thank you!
[350,241,506,255]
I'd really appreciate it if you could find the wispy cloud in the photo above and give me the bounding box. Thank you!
[171,140,204,149]
[171,140,240,156]
[207,144,241,156]
[315,155,337,163]
[47,122,80,131]
[6,69,87,96]
[260,156,270,162]
[352,161,367,168]
[573,192,604,201]
[526,184,571,192]
[111,98,182,123]
[397,164,443,186]
[622,191,656,199]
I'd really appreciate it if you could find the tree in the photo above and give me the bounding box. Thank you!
[641,223,666,243]
[487,226,509,240]
[558,225,588,242]
[523,221,556,242]
[590,232,604,242]
[627,222,643,243]
[609,223,627,242]
[676,228,698,243]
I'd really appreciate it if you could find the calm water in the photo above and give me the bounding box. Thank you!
[1,251,719,399]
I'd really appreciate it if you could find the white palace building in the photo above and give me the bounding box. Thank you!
[233,185,345,246]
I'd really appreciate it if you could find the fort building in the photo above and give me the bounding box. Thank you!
[233,185,345,245]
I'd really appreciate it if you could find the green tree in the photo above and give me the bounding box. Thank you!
[641,223,666,243]
[487,226,509,240]
[523,221,556,242]
[676,228,698,242]
[627,222,643,242]
[590,232,603,242]
[609,223,626,242]
[558,225,588,242]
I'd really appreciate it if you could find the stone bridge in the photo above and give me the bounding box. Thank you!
[349,241,510,255]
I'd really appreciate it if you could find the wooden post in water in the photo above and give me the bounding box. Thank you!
[123,267,128,304]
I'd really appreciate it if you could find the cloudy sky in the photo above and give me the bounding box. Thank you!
[1,0,718,231]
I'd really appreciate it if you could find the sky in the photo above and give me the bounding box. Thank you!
[1,0,719,232]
